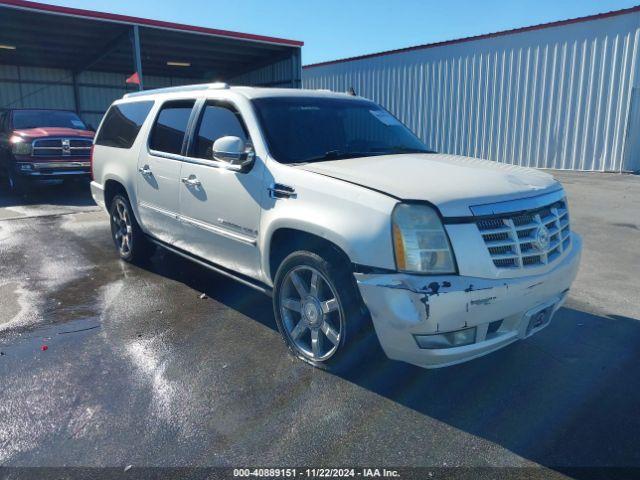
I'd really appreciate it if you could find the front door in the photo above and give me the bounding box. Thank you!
[136,99,195,244]
[178,101,263,277]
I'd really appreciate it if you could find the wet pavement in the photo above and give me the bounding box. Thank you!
[0,174,639,475]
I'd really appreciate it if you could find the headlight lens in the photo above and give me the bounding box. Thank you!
[392,203,456,274]
[10,136,32,155]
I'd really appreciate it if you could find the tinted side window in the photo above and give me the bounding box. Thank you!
[149,100,195,155]
[191,104,248,160]
[95,101,153,149]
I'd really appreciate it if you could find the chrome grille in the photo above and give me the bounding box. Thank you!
[476,199,571,269]
[32,137,92,157]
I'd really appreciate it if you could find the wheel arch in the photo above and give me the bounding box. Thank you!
[103,175,144,229]
[104,178,128,209]
[265,224,354,284]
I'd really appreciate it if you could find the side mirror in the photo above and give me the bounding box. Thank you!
[212,136,254,171]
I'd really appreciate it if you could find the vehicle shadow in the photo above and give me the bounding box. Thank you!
[0,179,95,208]
[142,248,640,475]
[148,247,277,329]
[342,308,640,475]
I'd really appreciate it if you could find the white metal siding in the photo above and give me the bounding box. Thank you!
[303,12,640,172]
[0,65,202,128]
[230,52,302,88]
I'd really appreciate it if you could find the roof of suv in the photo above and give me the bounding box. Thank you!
[122,83,358,102]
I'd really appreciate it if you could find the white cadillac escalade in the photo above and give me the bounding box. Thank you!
[90,83,582,370]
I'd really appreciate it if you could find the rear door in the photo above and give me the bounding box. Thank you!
[178,99,264,277]
[136,99,196,245]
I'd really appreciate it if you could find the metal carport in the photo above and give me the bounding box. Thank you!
[0,0,303,127]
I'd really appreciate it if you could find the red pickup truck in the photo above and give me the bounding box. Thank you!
[0,109,95,193]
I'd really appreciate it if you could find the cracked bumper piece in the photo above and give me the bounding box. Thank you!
[355,233,582,368]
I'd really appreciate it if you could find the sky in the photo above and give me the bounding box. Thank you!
[43,0,640,65]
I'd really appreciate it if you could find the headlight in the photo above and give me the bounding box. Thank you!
[10,136,32,155]
[392,203,456,274]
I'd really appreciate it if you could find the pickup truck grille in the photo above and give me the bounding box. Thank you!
[32,138,92,157]
[476,199,571,269]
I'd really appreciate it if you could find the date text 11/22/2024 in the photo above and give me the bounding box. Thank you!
[233,468,401,477]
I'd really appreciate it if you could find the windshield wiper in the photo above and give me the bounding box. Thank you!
[373,146,435,154]
[293,147,434,164]
[299,150,384,163]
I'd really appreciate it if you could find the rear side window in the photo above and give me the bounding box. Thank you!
[95,101,153,149]
[149,100,195,155]
[191,103,248,160]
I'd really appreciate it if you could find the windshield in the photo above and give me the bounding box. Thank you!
[252,97,431,164]
[12,110,88,130]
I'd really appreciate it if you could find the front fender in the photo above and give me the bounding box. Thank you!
[258,164,399,283]
[260,217,355,280]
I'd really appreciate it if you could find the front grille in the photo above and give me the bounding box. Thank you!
[32,137,92,157]
[476,199,571,269]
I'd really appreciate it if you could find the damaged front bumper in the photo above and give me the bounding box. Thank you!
[355,233,582,368]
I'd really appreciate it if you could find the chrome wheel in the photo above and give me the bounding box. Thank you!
[279,265,343,362]
[111,198,133,257]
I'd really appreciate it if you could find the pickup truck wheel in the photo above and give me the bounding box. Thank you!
[8,171,29,195]
[273,250,374,372]
[109,194,152,264]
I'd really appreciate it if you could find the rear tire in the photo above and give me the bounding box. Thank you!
[109,194,154,264]
[273,250,376,372]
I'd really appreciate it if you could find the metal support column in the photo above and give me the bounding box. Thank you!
[130,25,144,91]
[72,72,81,114]
[291,48,302,89]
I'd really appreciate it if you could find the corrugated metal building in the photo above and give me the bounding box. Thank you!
[0,65,204,130]
[303,7,640,172]
[0,0,302,127]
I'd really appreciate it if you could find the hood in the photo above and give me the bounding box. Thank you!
[12,127,94,139]
[299,153,561,217]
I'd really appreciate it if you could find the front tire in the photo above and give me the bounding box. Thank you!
[273,250,375,372]
[8,171,29,195]
[109,194,153,264]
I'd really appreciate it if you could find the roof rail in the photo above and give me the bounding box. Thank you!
[124,82,229,99]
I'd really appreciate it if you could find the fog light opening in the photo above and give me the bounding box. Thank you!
[414,327,477,349]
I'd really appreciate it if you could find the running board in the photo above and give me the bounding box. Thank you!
[147,236,273,297]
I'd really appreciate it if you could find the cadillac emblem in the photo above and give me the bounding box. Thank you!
[533,225,550,252]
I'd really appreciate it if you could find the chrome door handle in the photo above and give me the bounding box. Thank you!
[181,176,201,187]
[138,165,152,176]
